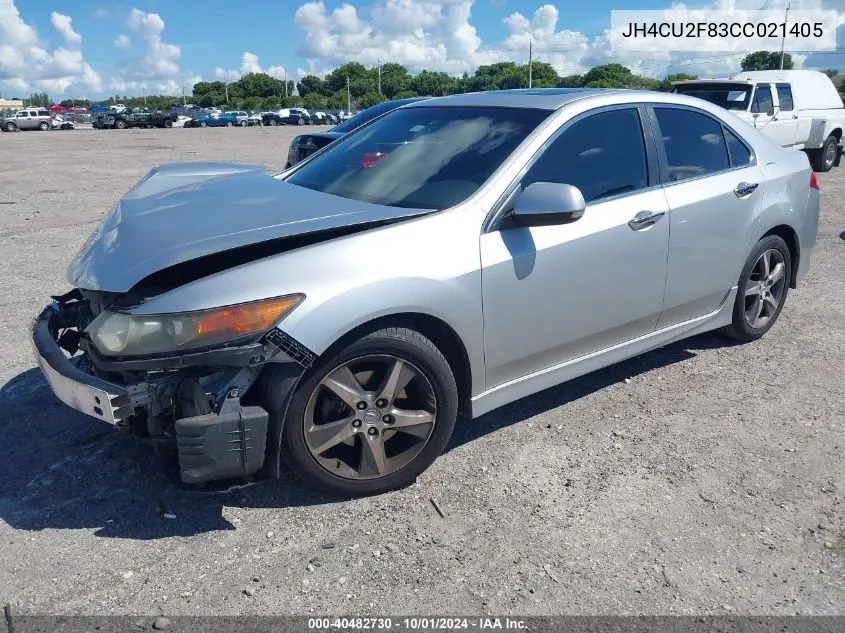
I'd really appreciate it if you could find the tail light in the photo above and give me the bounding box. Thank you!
[360,152,387,168]
[810,172,819,190]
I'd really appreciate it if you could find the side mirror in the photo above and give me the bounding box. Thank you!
[507,182,586,228]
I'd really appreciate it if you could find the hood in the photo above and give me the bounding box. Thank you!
[68,161,432,293]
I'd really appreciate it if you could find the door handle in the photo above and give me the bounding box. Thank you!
[734,182,758,197]
[628,210,665,230]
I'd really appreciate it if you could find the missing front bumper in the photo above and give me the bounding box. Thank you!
[31,304,137,424]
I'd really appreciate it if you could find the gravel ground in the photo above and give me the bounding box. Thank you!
[0,127,843,617]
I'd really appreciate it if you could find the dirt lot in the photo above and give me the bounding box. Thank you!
[0,127,842,617]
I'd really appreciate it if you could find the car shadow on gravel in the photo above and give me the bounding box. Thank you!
[446,332,738,452]
[0,369,332,540]
[0,332,737,540]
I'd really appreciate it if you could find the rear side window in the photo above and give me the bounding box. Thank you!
[724,127,752,167]
[654,107,730,181]
[522,108,649,202]
[776,84,794,111]
[751,85,774,114]
[38,110,50,116]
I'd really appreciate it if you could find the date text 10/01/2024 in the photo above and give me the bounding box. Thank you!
[307,618,527,630]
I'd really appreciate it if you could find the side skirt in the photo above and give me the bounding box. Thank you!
[470,287,737,418]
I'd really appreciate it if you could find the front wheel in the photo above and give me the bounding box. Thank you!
[199,121,207,128]
[5,122,16,132]
[115,120,126,129]
[720,235,791,342]
[226,121,233,127]
[163,119,173,128]
[273,327,459,496]
[240,120,247,127]
[269,119,277,126]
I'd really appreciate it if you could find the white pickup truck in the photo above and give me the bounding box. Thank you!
[673,70,844,172]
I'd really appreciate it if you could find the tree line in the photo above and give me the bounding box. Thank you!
[13,51,843,111]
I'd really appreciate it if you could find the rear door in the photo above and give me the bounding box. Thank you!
[651,105,765,328]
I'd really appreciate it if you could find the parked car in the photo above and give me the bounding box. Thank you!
[95,107,178,129]
[171,115,194,128]
[32,88,820,496]
[225,110,249,127]
[310,111,338,125]
[51,115,74,130]
[263,110,311,126]
[2,108,53,132]
[188,112,240,128]
[673,70,844,172]
[285,97,427,168]
[246,112,266,126]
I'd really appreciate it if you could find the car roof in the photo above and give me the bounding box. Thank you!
[404,88,627,111]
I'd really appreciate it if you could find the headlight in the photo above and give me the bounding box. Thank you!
[86,294,304,357]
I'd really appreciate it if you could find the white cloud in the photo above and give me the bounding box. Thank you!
[108,7,183,94]
[213,52,289,82]
[114,34,131,49]
[51,12,82,45]
[290,0,843,81]
[0,0,101,95]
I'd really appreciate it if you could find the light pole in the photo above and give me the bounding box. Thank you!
[779,2,790,70]
[378,59,381,94]
[346,75,351,112]
[528,40,533,88]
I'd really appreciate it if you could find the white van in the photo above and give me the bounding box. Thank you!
[673,70,844,172]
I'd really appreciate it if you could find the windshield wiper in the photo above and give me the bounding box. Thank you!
[587,184,636,202]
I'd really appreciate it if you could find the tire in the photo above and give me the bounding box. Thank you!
[720,235,791,342]
[164,119,173,128]
[240,120,247,127]
[39,121,50,131]
[298,118,305,125]
[811,135,838,173]
[5,122,16,132]
[269,119,277,126]
[226,121,233,127]
[200,121,207,128]
[115,119,126,130]
[272,326,459,496]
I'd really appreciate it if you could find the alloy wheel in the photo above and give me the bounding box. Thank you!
[743,248,786,329]
[824,141,836,169]
[303,354,437,480]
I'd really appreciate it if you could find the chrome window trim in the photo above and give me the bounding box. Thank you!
[483,103,654,234]
[648,103,758,189]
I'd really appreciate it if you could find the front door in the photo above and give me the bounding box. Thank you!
[481,107,670,389]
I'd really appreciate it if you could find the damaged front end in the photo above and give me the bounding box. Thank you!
[31,288,314,486]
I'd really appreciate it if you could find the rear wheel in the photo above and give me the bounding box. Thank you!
[199,121,207,128]
[273,327,458,496]
[811,135,839,172]
[115,119,126,130]
[720,235,791,342]
[240,120,247,127]
[269,119,277,126]
[226,121,233,127]
[39,121,50,131]
[163,119,173,128]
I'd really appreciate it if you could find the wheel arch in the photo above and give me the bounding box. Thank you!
[761,224,800,288]
[829,127,842,141]
[310,312,473,421]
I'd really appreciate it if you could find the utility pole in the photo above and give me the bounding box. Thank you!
[142,86,147,106]
[182,83,186,106]
[284,68,288,98]
[224,82,229,104]
[528,40,533,88]
[779,2,790,70]
[378,59,382,94]
[346,75,351,112]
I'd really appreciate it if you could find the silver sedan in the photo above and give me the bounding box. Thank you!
[32,88,820,496]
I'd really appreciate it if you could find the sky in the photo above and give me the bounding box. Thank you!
[1,0,843,99]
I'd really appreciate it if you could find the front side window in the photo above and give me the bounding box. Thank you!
[520,108,649,202]
[16,112,27,118]
[776,84,794,111]
[287,106,550,210]
[751,85,774,115]
[654,107,730,181]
